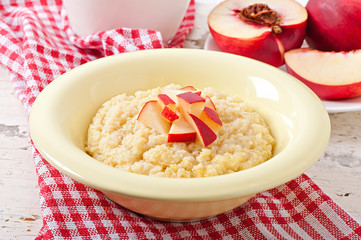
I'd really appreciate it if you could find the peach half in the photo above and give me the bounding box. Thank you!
[208,0,307,67]
[284,48,361,100]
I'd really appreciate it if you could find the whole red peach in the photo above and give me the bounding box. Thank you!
[306,0,361,52]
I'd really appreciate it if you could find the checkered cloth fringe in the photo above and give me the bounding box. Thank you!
[1,0,360,239]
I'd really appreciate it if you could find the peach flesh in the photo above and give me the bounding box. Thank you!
[158,94,176,106]
[137,100,171,134]
[161,106,179,122]
[168,116,196,143]
[180,86,197,91]
[177,92,206,117]
[205,96,216,111]
[200,107,222,133]
[189,114,217,147]
[177,92,205,104]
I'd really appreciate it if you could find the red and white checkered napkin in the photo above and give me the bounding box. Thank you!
[1,0,360,239]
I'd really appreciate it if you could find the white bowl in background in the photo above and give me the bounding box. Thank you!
[63,0,191,43]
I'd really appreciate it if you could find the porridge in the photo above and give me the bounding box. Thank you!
[85,84,275,178]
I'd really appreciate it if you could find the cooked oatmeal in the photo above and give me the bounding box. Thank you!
[85,84,275,178]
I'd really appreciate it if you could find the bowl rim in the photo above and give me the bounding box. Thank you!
[29,48,331,202]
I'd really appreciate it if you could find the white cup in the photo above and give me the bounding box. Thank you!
[63,0,191,43]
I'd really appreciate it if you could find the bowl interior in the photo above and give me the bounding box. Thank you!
[29,49,330,201]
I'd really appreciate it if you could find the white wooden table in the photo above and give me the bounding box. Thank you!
[1,0,360,238]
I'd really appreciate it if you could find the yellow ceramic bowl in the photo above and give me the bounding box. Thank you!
[29,49,330,222]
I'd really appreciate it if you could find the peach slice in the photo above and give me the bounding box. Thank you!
[160,106,179,123]
[284,48,361,100]
[161,87,201,102]
[188,114,217,147]
[168,116,197,143]
[176,91,206,117]
[160,89,185,104]
[137,100,171,134]
[180,86,197,91]
[208,0,307,67]
[157,94,176,111]
[204,96,216,111]
[180,86,202,95]
[200,107,222,132]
